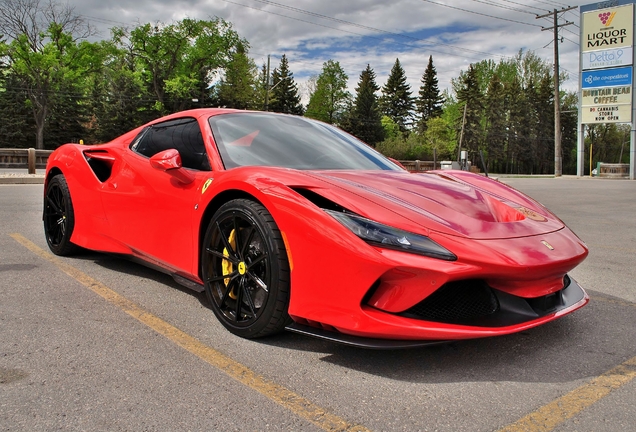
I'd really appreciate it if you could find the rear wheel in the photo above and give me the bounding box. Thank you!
[43,174,78,256]
[201,199,290,338]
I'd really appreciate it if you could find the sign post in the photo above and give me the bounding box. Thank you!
[579,0,635,179]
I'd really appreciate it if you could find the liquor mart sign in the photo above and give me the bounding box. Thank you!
[582,3,633,52]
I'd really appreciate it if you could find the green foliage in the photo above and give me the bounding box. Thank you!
[89,43,157,143]
[483,74,506,171]
[341,64,384,146]
[120,18,243,114]
[0,7,590,174]
[215,42,257,110]
[585,122,631,171]
[456,65,483,159]
[268,54,303,115]
[381,115,400,139]
[424,117,455,159]
[2,19,105,148]
[305,60,350,124]
[379,58,414,133]
[376,132,429,161]
[0,70,32,147]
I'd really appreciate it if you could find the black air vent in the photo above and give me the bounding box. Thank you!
[83,151,114,182]
[403,279,499,324]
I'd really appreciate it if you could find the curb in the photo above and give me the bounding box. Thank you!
[0,176,45,185]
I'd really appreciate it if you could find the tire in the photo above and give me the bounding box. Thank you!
[43,174,79,256]
[201,199,291,338]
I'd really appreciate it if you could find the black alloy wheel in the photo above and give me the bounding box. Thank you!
[201,199,291,338]
[43,174,78,256]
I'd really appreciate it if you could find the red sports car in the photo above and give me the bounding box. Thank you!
[43,109,588,348]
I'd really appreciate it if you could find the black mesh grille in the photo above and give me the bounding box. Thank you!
[403,280,499,324]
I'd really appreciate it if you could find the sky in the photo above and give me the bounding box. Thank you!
[66,0,596,102]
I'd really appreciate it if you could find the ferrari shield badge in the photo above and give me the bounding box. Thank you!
[202,178,213,194]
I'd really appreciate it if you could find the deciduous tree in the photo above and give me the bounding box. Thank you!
[305,59,350,124]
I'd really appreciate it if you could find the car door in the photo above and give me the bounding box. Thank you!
[100,117,212,274]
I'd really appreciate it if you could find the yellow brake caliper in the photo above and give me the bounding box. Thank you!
[222,229,238,299]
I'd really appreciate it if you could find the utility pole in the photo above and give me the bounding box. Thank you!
[537,7,575,177]
[457,103,467,162]
[264,54,271,111]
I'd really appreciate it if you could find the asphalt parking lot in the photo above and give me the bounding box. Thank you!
[1,177,635,431]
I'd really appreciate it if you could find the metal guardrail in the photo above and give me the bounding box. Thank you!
[0,148,53,172]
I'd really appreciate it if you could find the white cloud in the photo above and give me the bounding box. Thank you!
[69,0,592,98]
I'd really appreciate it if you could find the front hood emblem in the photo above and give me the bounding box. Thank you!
[518,207,547,222]
[541,240,554,250]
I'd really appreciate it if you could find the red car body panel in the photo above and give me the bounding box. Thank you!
[44,108,589,343]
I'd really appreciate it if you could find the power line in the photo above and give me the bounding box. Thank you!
[222,0,503,60]
[500,0,547,13]
[420,0,543,27]
[531,0,572,10]
[466,0,538,15]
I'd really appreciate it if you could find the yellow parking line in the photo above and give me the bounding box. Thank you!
[11,233,370,432]
[498,356,636,432]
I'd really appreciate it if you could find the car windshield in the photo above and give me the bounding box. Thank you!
[208,112,403,171]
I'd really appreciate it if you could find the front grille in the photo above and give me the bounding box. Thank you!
[403,279,499,324]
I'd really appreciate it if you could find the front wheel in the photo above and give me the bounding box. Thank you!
[201,199,291,338]
[43,174,79,256]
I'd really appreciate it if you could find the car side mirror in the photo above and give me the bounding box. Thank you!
[149,149,194,184]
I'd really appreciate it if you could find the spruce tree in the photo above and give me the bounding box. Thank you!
[379,58,414,133]
[343,64,384,146]
[505,77,529,174]
[0,70,32,148]
[416,55,444,132]
[269,54,303,115]
[216,43,257,110]
[535,74,554,174]
[483,74,506,172]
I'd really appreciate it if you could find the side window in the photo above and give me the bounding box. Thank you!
[131,118,211,171]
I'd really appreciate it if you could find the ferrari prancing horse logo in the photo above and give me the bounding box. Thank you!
[541,240,554,250]
[202,178,213,194]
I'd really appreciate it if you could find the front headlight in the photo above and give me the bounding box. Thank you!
[325,209,457,261]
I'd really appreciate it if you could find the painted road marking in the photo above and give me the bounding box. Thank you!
[11,233,370,432]
[498,355,636,431]
[498,294,636,431]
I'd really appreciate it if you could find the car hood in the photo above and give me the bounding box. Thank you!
[304,170,565,240]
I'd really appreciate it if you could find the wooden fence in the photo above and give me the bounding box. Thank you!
[398,160,437,172]
[599,163,629,178]
[0,148,53,170]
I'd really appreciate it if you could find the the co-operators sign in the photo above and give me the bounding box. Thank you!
[582,66,633,88]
